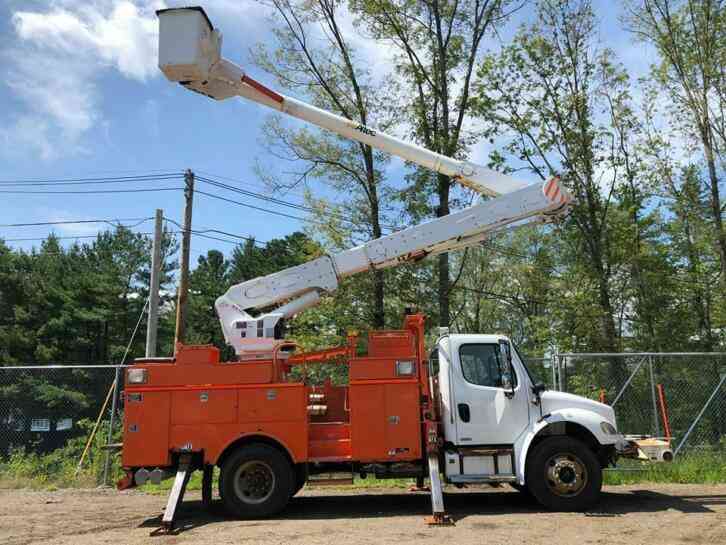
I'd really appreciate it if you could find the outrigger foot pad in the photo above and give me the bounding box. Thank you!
[425,513,454,526]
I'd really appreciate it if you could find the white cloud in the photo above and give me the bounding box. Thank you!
[1,1,164,160]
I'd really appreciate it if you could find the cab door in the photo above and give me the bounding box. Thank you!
[451,341,530,445]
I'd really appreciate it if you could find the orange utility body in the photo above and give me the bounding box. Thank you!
[121,314,439,475]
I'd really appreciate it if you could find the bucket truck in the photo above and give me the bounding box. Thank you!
[118,6,660,532]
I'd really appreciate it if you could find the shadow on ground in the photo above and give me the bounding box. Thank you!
[140,487,726,534]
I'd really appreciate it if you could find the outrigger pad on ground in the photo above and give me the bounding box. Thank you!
[425,513,455,526]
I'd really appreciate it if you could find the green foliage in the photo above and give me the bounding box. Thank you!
[0,227,178,455]
[605,453,726,485]
[0,418,122,488]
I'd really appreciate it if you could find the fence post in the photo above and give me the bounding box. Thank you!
[648,355,661,437]
[102,366,121,486]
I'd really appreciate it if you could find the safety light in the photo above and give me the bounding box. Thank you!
[127,368,148,385]
[395,360,415,376]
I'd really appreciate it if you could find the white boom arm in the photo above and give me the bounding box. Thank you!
[156,7,573,358]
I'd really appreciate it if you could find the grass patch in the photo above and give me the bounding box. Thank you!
[604,452,726,485]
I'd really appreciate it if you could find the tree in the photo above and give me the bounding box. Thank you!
[187,249,230,348]
[626,0,726,288]
[474,0,626,353]
[254,0,394,328]
[350,0,516,327]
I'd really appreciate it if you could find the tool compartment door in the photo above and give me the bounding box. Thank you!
[122,391,171,467]
[350,381,421,461]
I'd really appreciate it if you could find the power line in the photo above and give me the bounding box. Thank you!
[2,170,397,231]
[0,218,153,228]
[0,177,182,187]
[0,188,183,195]
[195,189,318,223]
[2,233,153,242]
[195,168,308,198]
[196,175,314,212]
[197,173,397,231]
[0,173,182,184]
[2,227,254,248]
[198,185,388,235]
[163,216,268,246]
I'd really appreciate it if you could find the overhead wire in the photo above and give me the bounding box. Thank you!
[195,189,322,224]
[1,170,397,232]
[0,173,183,184]
[0,218,153,228]
[0,188,184,195]
[196,173,397,232]
[162,216,268,247]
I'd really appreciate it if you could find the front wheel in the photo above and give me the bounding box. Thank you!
[219,443,294,518]
[526,436,602,511]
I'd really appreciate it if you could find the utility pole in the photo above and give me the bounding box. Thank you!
[174,169,194,351]
[146,208,164,357]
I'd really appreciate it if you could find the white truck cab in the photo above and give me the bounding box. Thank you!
[434,334,624,510]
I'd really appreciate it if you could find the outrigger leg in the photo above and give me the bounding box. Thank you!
[155,453,193,535]
[425,452,453,526]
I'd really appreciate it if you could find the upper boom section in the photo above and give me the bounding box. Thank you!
[156,6,527,197]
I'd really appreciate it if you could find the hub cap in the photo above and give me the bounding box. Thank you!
[233,461,276,504]
[544,453,587,497]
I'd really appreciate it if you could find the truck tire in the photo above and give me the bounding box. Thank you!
[219,443,294,518]
[526,436,602,511]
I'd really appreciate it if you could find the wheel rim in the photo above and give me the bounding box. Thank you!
[544,453,588,497]
[233,460,276,505]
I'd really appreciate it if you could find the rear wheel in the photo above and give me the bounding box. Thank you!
[526,436,602,511]
[219,443,293,518]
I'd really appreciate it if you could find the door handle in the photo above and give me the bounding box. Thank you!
[458,403,470,422]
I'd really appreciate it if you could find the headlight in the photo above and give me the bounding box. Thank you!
[600,421,617,435]
[126,368,148,384]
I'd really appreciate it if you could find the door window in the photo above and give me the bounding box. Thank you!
[459,344,516,388]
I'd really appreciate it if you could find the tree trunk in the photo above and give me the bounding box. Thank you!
[702,137,726,288]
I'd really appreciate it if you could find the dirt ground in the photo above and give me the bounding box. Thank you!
[1,484,726,545]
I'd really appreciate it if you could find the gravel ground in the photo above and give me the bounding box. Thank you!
[1,483,726,545]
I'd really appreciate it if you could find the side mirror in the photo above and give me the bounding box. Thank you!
[532,382,546,396]
[499,339,515,398]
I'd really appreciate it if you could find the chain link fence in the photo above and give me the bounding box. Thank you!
[1,352,724,487]
[0,365,121,486]
[553,353,726,457]
[523,357,556,390]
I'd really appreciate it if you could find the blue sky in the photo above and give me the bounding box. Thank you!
[0,0,658,263]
